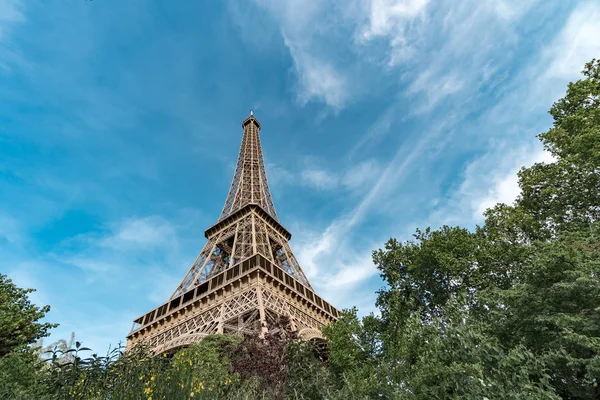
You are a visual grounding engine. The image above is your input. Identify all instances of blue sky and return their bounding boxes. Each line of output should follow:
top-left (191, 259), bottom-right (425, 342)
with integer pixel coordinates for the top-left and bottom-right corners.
top-left (1, 0), bottom-right (599, 352)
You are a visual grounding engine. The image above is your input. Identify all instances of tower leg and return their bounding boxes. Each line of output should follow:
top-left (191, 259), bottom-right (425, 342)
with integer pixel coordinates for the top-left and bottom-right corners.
top-left (256, 286), bottom-right (268, 338)
top-left (217, 302), bottom-right (226, 334)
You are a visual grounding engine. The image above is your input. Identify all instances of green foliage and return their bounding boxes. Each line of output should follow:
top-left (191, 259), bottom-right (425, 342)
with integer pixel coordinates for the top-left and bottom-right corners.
top-left (1, 59), bottom-right (598, 400)
top-left (374, 226), bottom-right (503, 324)
top-left (481, 59), bottom-right (600, 399)
top-left (0, 348), bottom-right (51, 400)
top-left (392, 299), bottom-right (558, 399)
top-left (283, 340), bottom-right (334, 399)
top-left (324, 308), bottom-right (393, 399)
top-left (490, 224), bottom-right (600, 399)
top-left (0, 273), bottom-right (58, 357)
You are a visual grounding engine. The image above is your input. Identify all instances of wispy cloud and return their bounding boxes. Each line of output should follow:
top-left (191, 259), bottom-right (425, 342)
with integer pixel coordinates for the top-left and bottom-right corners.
top-left (423, 0), bottom-right (600, 228)
top-left (0, 0), bottom-right (25, 71)
top-left (433, 145), bottom-right (555, 227)
top-left (3, 212), bottom-right (198, 350)
top-left (99, 216), bottom-right (178, 250)
top-left (301, 168), bottom-right (338, 190)
top-left (292, 219), bottom-right (380, 309)
top-left (287, 48), bottom-right (349, 111)
top-left (360, 0), bottom-right (429, 41)
top-left (473, 150), bottom-right (555, 219)
top-left (264, 0), bottom-right (600, 313)
top-left (342, 160), bottom-right (380, 189)
top-left (540, 2), bottom-right (600, 87)
top-left (253, 0), bottom-right (350, 110)
top-left (299, 160), bottom-right (381, 191)
top-left (254, 0), bottom-right (544, 114)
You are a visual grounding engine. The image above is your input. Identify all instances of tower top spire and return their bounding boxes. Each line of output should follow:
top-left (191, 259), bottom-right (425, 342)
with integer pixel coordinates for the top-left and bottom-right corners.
top-left (242, 110), bottom-right (261, 129)
top-left (220, 113), bottom-right (276, 221)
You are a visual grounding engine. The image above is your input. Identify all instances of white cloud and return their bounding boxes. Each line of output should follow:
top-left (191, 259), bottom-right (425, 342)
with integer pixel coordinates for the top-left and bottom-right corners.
top-left (100, 216), bottom-right (176, 249)
top-left (250, 0), bottom-right (541, 112)
top-left (460, 146), bottom-right (555, 221)
top-left (360, 0), bottom-right (429, 40)
top-left (287, 47), bottom-right (349, 110)
top-left (290, 123), bottom-right (442, 310)
top-left (408, 70), bottom-right (464, 113)
top-left (425, 1), bottom-right (600, 227)
top-left (489, 0), bottom-right (538, 21)
top-left (342, 159), bottom-right (380, 189)
top-left (253, 0), bottom-right (350, 110)
top-left (265, 162), bottom-right (294, 186)
top-left (243, 0), bottom-right (600, 314)
top-left (292, 220), bottom-right (379, 307)
top-left (543, 2), bottom-right (600, 81)
top-left (474, 149), bottom-right (555, 217)
top-left (301, 168), bottom-right (339, 190)
top-left (276, 159), bottom-right (382, 192)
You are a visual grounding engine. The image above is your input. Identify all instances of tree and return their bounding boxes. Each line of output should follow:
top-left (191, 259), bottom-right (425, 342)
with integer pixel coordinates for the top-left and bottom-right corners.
top-left (489, 224), bottom-right (600, 399)
top-left (0, 274), bottom-right (57, 357)
top-left (366, 59), bottom-right (600, 399)
top-left (481, 59), bottom-right (600, 399)
top-left (372, 226), bottom-right (511, 343)
top-left (393, 298), bottom-right (558, 400)
top-left (227, 316), bottom-right (296, 398)
top-left (0, 274), bottom-right (57, 399)
top-left (323, 308), bottom-right (396, 399)
top-left (486, 59), bottom-right (600, 242)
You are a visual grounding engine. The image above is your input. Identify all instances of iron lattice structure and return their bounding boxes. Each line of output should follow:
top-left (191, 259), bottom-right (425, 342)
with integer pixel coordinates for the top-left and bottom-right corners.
top-left (126, 113), bottom-right (339, 353)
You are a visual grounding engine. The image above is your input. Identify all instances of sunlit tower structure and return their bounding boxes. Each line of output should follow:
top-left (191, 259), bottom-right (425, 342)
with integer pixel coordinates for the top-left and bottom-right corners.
top-left (126, 112), bottom-right (339, 353)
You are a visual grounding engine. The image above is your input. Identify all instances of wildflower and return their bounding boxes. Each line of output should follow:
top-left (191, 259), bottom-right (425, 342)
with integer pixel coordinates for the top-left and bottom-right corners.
top-left (144, 387), bottom-right (152, 395)
top-left (190, 392), bottom-right (195, 397)
top-left (151, 375), bottom-right (156, 382)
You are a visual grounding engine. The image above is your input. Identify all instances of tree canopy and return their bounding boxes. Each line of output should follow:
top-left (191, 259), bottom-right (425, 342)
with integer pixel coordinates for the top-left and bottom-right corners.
top-left (0, 274), bottom-right (57, 357)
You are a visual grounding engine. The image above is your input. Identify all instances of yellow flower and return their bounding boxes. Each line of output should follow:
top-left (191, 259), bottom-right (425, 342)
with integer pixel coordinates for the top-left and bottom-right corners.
top-left (190, 392), bottom-right (195, 397)
top-left (150, 375), bottom-right (156, 382)
top-left (144, 387), bottom-right (152, 395)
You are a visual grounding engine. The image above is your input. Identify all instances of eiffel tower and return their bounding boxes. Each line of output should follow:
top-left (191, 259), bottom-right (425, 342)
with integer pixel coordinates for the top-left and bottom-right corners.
top-left (126, 112), bottom-right (339, 353)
